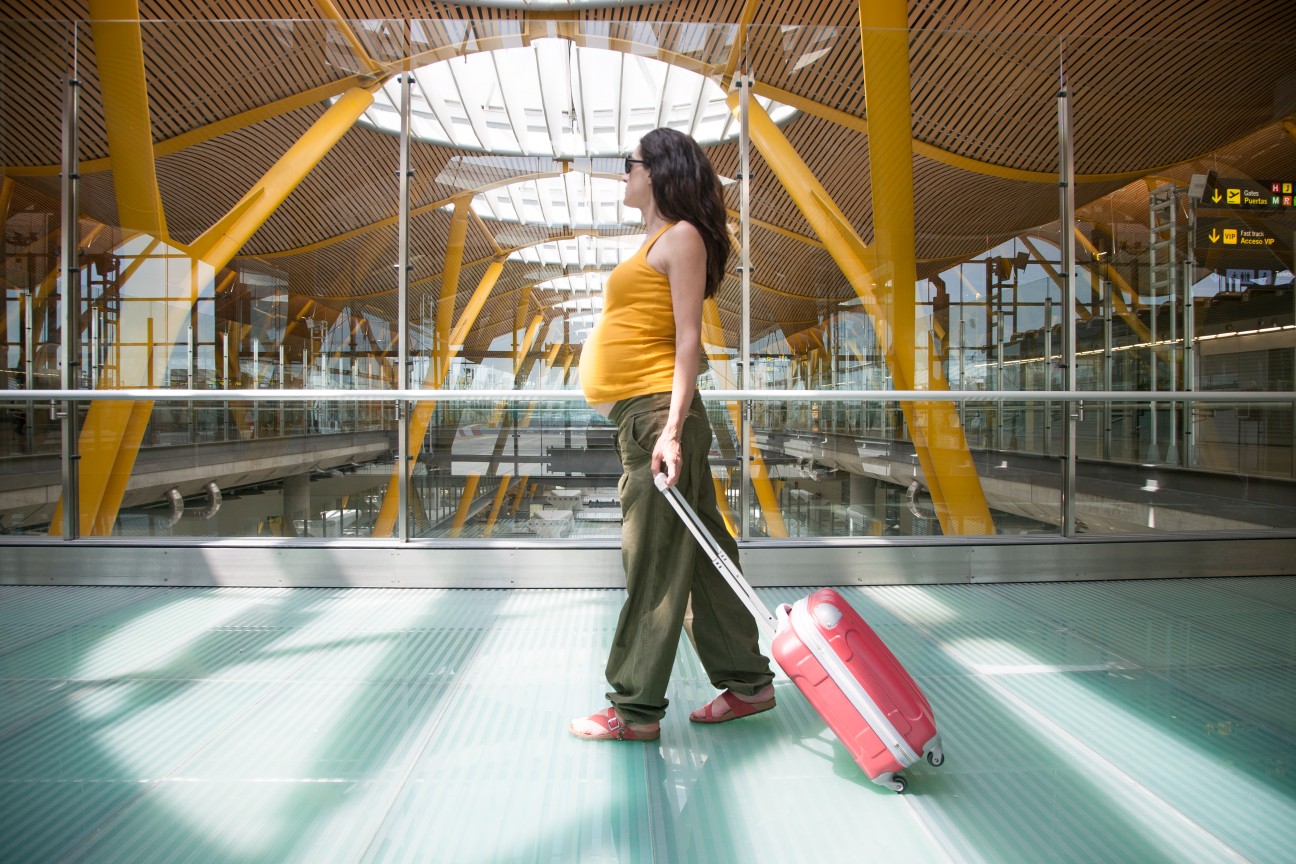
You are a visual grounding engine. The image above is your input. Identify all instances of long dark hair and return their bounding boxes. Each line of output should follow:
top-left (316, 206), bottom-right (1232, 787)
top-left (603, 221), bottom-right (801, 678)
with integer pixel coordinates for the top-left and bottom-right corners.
top-left (637, 127), bottom-right (731, 299)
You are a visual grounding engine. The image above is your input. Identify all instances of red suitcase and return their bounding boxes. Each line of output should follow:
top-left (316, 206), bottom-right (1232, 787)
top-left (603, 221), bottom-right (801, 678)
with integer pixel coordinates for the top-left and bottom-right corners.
top-left (656, 475), bottom-right (944, 792)
top-left (773, 588), bottom-right (944, 792)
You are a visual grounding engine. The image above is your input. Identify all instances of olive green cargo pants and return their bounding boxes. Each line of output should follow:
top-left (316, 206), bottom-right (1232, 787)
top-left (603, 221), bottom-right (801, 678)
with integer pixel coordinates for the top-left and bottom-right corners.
top-left (604, 392), bottom-right (775, 726)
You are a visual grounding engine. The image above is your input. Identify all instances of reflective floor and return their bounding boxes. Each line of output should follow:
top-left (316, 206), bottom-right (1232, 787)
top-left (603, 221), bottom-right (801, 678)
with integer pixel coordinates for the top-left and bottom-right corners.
top-left (1, 577), bottom-right (1294, 863)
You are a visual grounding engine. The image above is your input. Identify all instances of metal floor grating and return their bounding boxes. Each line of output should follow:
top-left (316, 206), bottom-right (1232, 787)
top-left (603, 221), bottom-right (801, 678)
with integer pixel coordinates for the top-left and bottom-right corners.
top-left (1, 578), bottom-right (1294, 863)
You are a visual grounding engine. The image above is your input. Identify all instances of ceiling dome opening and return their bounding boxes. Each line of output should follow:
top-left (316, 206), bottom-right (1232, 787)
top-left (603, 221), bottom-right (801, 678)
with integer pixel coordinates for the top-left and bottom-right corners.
top-left (355, 38), bottom-right (795, 157)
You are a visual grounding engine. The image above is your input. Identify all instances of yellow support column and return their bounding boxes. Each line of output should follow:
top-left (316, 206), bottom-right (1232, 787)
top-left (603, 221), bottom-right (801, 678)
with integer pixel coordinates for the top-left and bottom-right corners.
top-left (735, 92), bottom-right (993, 534)
top-left (54, 1), bottom-right (168, 535)
top-left (88, 401), bottom-right (153, 534)
top-left (450, 474), bottom-right (481, 538)
top-left (448, 262), bottom-right (505, 360)
top-left (483, 477), bottom-right (513, 538)
top-left (312, 0), bottom-right (385, 76)
top-left (371, 260), bottom-right (505, 537)
top-left (49, 399), bottom-right (136, 535)
top-left (514, 314), bottom-right (544, 375)
top-left (191, 87), bottom-right (376, 269)
top-left (54, 72), bottom-right (376, 534)
top-left (0, 178), bottom-right (12, 252)
top-left (509, 476), bottom-right (530, 515)
top-left (720, 0), bottom-right (762, 87)
top-left (712, 477), bottom-right (737, 537)
top-left (859, 2), bottom-right (966, 523)
top-left (89, 0), bottom-right (167, 239)
top-left (435, 198), bottom-right (471, 385)
top-left (702, 298), bottom-right (788, 536)
top-left (1019, 237), bottom-right (1096, 324)
top-left (1072, 229), bottom-right (1152, 342)
top-left (89, 253), bottom-right (213, 532)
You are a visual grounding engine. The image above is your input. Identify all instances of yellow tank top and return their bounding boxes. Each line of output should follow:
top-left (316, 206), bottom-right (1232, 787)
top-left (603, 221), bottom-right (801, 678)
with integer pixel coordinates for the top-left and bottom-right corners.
top-left (579, 223), bottom-right (677, 405)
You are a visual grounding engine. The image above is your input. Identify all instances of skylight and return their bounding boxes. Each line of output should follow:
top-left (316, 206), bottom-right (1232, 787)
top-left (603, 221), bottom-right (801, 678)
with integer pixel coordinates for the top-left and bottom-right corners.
top-left (513, 240), bottom-right (640, 326)
top-left (539, 273), bottom-right (608, 315)
top-left (361, 39), bottom-right (796, 157)
top-left (507, 234), bottom-right (645, 269)
top-left (469, 174), bottom-right (640, 230)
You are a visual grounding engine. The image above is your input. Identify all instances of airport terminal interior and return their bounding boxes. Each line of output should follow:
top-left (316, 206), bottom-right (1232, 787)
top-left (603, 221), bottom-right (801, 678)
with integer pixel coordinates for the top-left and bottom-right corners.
top-left (2, 0), bottom-right (1295, 861)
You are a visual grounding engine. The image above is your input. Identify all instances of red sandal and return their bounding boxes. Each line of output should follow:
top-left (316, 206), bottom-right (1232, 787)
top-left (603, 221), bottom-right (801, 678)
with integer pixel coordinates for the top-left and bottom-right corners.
top-left (689, 688), bottom-right (776, 724)
top-left (569, 707), bottom-right (661, 741)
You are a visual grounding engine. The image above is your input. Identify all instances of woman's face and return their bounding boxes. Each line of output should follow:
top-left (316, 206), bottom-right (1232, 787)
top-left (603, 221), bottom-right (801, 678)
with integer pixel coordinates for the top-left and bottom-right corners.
top-left (622, 148), bottom-right (652, 211)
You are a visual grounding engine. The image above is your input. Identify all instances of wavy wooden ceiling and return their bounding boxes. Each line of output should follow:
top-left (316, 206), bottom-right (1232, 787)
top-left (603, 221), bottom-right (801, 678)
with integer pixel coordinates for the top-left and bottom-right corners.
top-left (3, 1), bottom-right (1295, 356)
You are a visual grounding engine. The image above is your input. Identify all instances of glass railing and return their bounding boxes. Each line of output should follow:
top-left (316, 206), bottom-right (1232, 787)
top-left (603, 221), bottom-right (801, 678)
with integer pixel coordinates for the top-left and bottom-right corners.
top-left (2, 390), bottom-right (1292, 540)
top-left (1, 18), bottom-right (1292, 544)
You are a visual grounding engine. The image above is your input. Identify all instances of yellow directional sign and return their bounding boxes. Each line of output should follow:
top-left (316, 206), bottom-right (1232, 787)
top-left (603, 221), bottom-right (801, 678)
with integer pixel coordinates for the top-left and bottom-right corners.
top-left (1202, 178), bottom-right (1293, 209)
top-left (1197, 217), bottom-right (1288, 254)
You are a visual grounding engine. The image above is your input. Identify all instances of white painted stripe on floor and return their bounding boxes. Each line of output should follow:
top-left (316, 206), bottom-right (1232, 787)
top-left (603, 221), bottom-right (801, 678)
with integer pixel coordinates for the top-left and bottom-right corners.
top-left (969, 662), bottom-right (1135, 675)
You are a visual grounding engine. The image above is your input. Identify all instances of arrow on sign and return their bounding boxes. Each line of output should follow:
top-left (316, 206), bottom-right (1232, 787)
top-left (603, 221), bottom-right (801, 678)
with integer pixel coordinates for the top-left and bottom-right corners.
top-left (1208, 229), bottom-right (1220, 243)
top-left (1211, 189), bottom-right (1222, 204)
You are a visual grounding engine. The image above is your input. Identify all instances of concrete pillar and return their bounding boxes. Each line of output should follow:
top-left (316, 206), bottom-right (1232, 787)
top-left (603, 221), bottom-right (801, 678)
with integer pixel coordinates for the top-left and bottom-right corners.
top-left (283, 473), bottom-right (310, 538)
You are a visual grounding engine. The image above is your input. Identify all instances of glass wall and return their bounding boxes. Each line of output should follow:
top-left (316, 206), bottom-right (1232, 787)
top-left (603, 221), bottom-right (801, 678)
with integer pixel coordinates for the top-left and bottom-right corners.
top-left (1, 16), bottom-right (1292, 542)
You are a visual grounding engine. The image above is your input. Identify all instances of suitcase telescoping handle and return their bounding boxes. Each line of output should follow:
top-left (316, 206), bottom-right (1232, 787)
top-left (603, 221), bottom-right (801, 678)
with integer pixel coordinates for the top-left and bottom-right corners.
top-left (654, 473), bottom-right (779, 636)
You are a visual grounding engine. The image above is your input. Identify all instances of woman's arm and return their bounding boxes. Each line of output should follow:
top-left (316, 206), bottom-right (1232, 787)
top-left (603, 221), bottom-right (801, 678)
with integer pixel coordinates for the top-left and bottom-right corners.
top-left (650, 221), bottom-right (708, 487)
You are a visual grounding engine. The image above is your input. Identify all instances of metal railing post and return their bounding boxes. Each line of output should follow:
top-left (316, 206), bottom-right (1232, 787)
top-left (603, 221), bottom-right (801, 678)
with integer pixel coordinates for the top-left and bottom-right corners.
top-left (1057, 56), bottom-right (1078, 537)
top-left (738, 67), bottom-right (752, 539)
top-left (397, 64), bottom-right (412, 541)
top-left (59, 68), bottom-right (81, 540)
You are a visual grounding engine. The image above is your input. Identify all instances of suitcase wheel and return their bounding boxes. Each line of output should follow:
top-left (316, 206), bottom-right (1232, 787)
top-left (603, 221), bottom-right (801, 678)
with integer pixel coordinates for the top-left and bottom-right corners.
top-left (887, 775), bottom-right (908, 794)
top-left (927, 749), bottom-right (945, 767)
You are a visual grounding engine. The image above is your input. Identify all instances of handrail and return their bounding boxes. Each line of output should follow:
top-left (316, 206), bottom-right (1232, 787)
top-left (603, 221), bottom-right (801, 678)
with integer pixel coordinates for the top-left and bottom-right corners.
top-left (7, 389), bottom-right (1295, 403)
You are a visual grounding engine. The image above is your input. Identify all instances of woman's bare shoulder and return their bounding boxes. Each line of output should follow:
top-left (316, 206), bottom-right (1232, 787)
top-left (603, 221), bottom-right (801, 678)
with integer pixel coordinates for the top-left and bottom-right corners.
top-left (664, 220), bottom-right (703, 243)
top-left (647, 220), bottom-right (704, 275)
top-left (658, 220), bottom-right (706, 258)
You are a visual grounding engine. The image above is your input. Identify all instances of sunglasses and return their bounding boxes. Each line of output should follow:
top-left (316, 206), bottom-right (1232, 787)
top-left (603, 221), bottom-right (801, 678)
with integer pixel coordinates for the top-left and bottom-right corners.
top-left (623, 156), bottom-right (647, 174)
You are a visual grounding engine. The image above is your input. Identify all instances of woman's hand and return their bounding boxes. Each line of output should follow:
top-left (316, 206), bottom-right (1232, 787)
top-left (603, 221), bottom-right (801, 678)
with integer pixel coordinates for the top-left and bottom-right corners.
top-left (651, 429), bottom-right (683, 488)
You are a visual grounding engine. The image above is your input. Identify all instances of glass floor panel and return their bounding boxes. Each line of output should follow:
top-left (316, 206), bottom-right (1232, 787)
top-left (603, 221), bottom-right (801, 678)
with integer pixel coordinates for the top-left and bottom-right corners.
top-left (1, 578), bottom-right (1293, 863)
